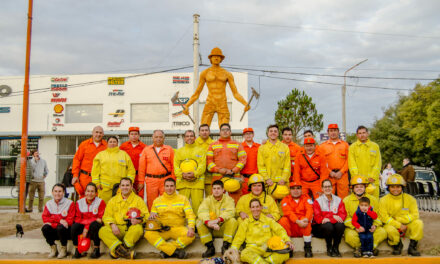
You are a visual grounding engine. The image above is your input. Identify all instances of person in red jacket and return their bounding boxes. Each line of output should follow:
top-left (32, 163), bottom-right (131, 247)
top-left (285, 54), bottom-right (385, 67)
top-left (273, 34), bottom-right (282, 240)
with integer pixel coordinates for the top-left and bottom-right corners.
top-left (41, 183), bottom-right (75, 259)
top-left (312, 179), bottom-right (347, 257)
top-left (71, 183), bottom-right (106, 259)
top-left (279, 181), bottom-right (314, 258)
top-left (294, 137), bottom-right (329, 199)
top-left (120, 127), bottom-right (147, 197)
top-left (240, 127), bottom-right (260, 194)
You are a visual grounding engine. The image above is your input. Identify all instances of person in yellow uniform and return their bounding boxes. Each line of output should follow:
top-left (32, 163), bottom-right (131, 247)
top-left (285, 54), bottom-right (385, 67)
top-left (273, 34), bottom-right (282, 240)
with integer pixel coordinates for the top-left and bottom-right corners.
top-left (195, 124), bottom-right (214, 196)
top-left (232, 198), bottom-right (294, 264)
top-left (174, 130), bottom-right (206, 214)
top-left (236, 174), bottom-right (280, 225)
top-left (197, 180), bottom-right (238, 257)
top-left (258, 124), bottom-right (291, 196)
top-left (91, 136), bottom-right (135, 203)
top-left (98, 177), bottom-right (149, 259)
top-left (343, 176), bottom-right (387, 257)
top-left (144, 178), bottom-right (196, 259)
top-left (348, 126), bottom-right (382, 198)
top-left (379, 174), bottom-right (422, 256)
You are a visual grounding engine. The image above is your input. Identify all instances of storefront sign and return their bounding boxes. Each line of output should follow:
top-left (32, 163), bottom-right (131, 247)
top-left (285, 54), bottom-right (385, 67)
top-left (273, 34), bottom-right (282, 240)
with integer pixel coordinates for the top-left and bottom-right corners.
top-left (108, 109), bottom-right (125, 117)
top-left (173, 76), bottom-right (190, 84)
top-left (51, 84), bottom-right (68, 91)
top-left (51, 77), bottom-right (68, 82)
top-left (54, 104), bottom-right (64, 114)
top-left (0, 107), bottom-right (10, 113)
top-left (51, 98), bottom-right (67, 103)
top-left (108, 77), bottom-right (125, 85)
top-left (172, 97), bottom-right (189, 106)
top-left (108, 89), bottom-right (125, 96)
top-left (107, 119), bottom-right (124, 127)
top-left (172, 121), bottom-right (190, 126)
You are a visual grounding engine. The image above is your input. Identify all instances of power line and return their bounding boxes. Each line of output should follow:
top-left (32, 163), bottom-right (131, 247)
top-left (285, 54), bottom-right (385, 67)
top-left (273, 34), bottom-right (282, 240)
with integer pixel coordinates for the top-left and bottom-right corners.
top-left (203, 19), bottom-right (440, 39)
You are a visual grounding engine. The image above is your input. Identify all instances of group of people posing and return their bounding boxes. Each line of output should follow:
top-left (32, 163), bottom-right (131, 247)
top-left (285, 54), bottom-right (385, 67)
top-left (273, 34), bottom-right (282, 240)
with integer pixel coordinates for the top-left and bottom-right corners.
top-left (41, 123), bottom-right (423, 262)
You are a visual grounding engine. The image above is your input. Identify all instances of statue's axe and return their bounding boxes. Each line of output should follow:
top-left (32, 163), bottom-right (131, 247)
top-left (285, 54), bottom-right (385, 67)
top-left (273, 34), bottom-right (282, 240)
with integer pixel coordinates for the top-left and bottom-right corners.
top-left (240, 87), bottom-right (260, 122)
top-left (171, 91), bottom-right (195, 124)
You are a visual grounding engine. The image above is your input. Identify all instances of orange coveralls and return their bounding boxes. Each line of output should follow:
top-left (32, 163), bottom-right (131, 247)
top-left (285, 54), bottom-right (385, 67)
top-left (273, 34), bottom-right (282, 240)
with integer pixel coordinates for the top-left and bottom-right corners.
top-left (72, 138), bottom-right (107, 198)
top-left (240, 141), bottom-right (260, 194)
top-left (206, 138), bottom-right (247, 202)
top-left (138, 145), bottom-right (174, 210)
top-left (120, 141), bottom-right (147, 197)
top-left (283, 141), bottom-right (302, 182)
top-left (279, 194), bottom-right (313, 237)
top-left (320, 139), bottom-right (349, 199)
top-left (293, 151), bottom-right (329, 198)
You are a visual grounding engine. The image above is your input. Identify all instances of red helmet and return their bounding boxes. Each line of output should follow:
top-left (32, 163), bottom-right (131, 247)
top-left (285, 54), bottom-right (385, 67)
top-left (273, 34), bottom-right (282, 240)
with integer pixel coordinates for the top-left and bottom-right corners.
top-left (78, 235), bottom-right (91, 254)
top-left (126, 208), bottom-right (142, 219)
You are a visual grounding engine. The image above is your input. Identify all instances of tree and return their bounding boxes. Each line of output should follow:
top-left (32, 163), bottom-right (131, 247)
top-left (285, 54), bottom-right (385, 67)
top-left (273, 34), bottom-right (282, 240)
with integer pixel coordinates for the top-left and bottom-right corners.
top-left (274, 88), bottom-right (323, 142)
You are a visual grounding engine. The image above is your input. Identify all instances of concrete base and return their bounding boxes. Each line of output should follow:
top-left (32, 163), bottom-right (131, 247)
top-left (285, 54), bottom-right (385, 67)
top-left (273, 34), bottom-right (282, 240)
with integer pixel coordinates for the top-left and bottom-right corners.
top-left (0, 228), bottom-right (409, 257)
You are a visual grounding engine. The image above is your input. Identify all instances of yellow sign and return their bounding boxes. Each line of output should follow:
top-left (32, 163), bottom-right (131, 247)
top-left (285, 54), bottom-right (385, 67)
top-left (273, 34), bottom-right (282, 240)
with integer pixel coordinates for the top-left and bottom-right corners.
top-left (108, 77), bottom-right (125, 85)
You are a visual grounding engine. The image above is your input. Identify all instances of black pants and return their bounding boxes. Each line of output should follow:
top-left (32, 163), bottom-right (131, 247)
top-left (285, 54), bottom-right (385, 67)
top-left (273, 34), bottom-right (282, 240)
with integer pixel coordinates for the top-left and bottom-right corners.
top-left (41, 224), bottom-right (71, 246)
top-left (71, 221), bottom-right (102, 246)
top-left (312, 222), bottom-right (345, 248)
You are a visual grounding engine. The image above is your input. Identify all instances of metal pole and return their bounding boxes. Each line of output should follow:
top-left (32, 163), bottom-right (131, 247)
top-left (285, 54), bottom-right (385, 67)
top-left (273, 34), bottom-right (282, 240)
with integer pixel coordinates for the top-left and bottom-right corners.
top-left (193, 14), bottom-right (200, 136)
top-left (19, 0), bottom-right (34, 214)
top-left (342, 59), bottom-right (368, 134)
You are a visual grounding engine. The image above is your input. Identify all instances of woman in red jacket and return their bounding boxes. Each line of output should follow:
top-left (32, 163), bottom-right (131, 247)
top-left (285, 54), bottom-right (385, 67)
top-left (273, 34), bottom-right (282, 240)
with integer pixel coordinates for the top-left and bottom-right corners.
top-left (41, 183), bottom-right (75, 259)
top-left (71, 182), bottom-right (105, 258)
top-left (312, 179), bottom-right (347, 257)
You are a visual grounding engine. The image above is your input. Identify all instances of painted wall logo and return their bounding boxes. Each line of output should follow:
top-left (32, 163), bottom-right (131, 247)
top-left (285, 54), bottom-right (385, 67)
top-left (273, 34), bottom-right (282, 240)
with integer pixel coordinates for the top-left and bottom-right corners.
top-left (0, 107), bottom-right (11, 113)
top-left (108, 109), bottom-right (125, 117)
top-left (172, 121), bottom-right (190, 126)
top-left (173, 76), bottom-right (190, 84)
top-left (108, 77), bottom-right (125, 85)
top-left (109, 89), bottom-right (125, 96)
top-left (172, 97), bottom-right (189, 106)
top-left (107, 119), bottom-right (124, 127)
top-left (51, 84), bottom-right (68, 91)
top-left (54, 104), bottom-right (64, 113)
top-left (51, 98), bottom-right (67, 103)
top-left (172, 111), bottom-right (183, 118)
top-left (52, 93), bottom-right (61, 97)
top-left (51, 77), bottom-right (68, 82)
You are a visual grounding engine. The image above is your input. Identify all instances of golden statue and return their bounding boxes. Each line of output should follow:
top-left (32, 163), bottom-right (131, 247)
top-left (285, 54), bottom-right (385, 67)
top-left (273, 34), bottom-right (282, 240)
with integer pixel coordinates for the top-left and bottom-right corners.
top-left (182, 47), bottom-right (249, 127)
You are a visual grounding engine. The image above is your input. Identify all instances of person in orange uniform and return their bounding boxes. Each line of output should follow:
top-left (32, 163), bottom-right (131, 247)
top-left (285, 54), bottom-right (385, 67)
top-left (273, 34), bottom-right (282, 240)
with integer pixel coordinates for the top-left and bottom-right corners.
top-left (206, 123), bottom-right (247, 203)
top-left (119, 127), bottom-right (147, 197)
top-left (294, 137), bottom-right (329, 199)
top-left (303, 130), bottom-right (321, 154)
top-left (282, 127), bottom-right (302, 182)
top-left (195, 124), bottom-right (214, 196)
top-left (138, 130), bottom-right (174, 210)
top-left (279, 181), bottom-right (314, 258)
top-left (72, 126), bottom-right (107, 198)
top-left (240, 128), bottom-right (260, 195)
top-left (320, 124), bottom-right (349, 199)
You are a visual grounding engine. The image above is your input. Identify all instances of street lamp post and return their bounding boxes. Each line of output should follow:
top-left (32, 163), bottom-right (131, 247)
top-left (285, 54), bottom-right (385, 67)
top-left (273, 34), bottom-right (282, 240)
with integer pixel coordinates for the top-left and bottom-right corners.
top-left (342, 59), bottom-right (368, 134)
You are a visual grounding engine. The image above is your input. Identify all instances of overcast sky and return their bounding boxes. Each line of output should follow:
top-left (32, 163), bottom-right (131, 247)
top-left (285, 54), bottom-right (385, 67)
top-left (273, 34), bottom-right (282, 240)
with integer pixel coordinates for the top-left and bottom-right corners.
top-left (1, 0), bottom-right (439, 141)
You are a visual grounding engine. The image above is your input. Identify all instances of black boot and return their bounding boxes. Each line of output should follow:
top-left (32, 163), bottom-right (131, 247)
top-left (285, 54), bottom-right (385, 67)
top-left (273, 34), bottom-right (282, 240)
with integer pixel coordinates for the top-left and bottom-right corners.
top-left (304, 242), bottom-right (313, 258)
top-left (90, 247), bottom-right (100, 259)
top-left (408, 240), bottom-right (421, 256)
top-left (392, 240), bottom-right (403, 255)
top-left (326, 243), bottom-right (333, 256)
top-left (174, 249), bottom-right (187, 259)
top-left (353, 248), bottom-right (362, 258)
top-left (221, 241), bottom-right (231, 255)
top-left (373, 248), bottom-right (379, 256)
top-left (73, 248), bottom-right (82, 259)
top-left (332, 244), bottom-right (341, 257)
top-left (202, 241), bottom-right (216, 258)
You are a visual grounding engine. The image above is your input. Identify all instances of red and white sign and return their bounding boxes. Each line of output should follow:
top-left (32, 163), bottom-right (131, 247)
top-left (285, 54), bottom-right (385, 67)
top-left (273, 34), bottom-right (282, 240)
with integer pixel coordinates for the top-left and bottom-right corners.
top-left (107, 119), bottom-right (124, 127)
top-left (51, 98), bottom-right (67, 103)
top-left (51, 77), bottom-right (68, 82)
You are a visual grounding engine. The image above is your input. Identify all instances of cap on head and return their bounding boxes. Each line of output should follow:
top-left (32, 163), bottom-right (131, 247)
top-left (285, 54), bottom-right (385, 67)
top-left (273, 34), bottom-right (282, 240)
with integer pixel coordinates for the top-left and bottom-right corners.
top-left (304, 137), bottom-right (315, 144)
top-left (208, 47), bottom-right (225, 59)
top-left (129, 127), bottom-right (140, 133)
top-left (243, 127), bottom-right (254, 134)
top-left (290, 181), bottom-right (302, 188)
top-left (328, 124), bottom-right (339, 130)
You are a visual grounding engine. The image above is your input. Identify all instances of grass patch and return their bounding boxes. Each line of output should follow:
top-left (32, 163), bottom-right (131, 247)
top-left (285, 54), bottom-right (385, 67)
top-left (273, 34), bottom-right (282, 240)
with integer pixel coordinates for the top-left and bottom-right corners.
top-left (0, 197), bottom-right (51, 206)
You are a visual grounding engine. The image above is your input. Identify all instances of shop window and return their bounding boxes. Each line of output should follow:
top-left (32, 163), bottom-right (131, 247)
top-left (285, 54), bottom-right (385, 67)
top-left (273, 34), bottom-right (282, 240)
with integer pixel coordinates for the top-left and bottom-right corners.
top-left (65, 104), bottom-right (103, 123)
top-left (131, 103), bottom-right (169, 123)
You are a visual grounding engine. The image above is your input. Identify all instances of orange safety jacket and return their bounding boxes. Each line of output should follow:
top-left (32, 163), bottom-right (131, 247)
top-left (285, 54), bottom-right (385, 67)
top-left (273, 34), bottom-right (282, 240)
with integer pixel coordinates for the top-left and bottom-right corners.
top-left (280, 194), bottom-right (314, 223)
top-left (319, 139), bottom-right (349, 174)
top-left (240, 141), bottom-right (260, 175)
top-left (72, 138), bottom-right (107, 178)
top-left (206, 138), bottom-right (247, 176)
top-left (120, 141), bottom-right (147, 182)
top-left (293, 150), bottom-right (329, 183)
top-left (138, 144), bottom-right (174, 183)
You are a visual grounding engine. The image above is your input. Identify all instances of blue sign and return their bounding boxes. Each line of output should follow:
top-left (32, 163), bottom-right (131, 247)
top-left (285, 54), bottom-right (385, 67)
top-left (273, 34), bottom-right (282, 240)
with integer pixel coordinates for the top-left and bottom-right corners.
top-left (0, 107), bottom-right (10, 113)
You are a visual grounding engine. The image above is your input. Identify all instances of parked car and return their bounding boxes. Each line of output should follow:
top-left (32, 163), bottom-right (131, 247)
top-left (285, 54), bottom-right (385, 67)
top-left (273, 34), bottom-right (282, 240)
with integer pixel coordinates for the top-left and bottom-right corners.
top-left (414, 166), bottom-right (438, 194)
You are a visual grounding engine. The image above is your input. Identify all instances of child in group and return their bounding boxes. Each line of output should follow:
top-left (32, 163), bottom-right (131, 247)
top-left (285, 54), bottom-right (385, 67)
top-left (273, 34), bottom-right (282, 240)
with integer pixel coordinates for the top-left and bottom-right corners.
top-left (351, 197), bottom-right (378, 258)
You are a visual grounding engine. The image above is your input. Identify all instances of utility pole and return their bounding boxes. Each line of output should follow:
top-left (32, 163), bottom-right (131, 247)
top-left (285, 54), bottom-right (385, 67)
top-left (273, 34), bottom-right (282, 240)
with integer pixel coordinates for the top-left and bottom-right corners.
top-left (193, 14), bottom-right (200, 135)
top-left (19, 0), bottom-right (34, 214)
top-left (342, 59), bottom-right (368, 134)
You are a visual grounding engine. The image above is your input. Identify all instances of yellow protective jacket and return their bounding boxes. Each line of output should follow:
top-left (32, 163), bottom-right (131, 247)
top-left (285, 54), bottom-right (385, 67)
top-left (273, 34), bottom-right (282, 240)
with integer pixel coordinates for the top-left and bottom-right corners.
top-left (236, 192), bottom-right (280, 221)
top-left (378, 193), bottom-right (419, 229)
top-left (232, 214), bottom-right (289, 250)
top-left (257, 140), bottom-right (291, 183)
top-left (195, 136), bottom-right (214, 150)
top-left (151, 192), bottom-right (196, 229)
top-left (102, 191), bottom-right (149, 226)
top-left (174, 143), bottom-right (206, 190)
top-left (92, 146), bottom-right (135, 188)
top-left (348, 139), bottom-right (381, 180)
top-left (343, 193), bottom-right (381, 229)
top-left (197, 194), bottom-right (235, 222)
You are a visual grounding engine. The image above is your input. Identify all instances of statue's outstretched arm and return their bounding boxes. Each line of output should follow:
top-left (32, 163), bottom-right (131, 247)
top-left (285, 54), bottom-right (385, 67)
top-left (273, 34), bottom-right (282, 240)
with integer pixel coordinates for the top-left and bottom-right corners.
top-left (228, 72), bottom-right (250, 111)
